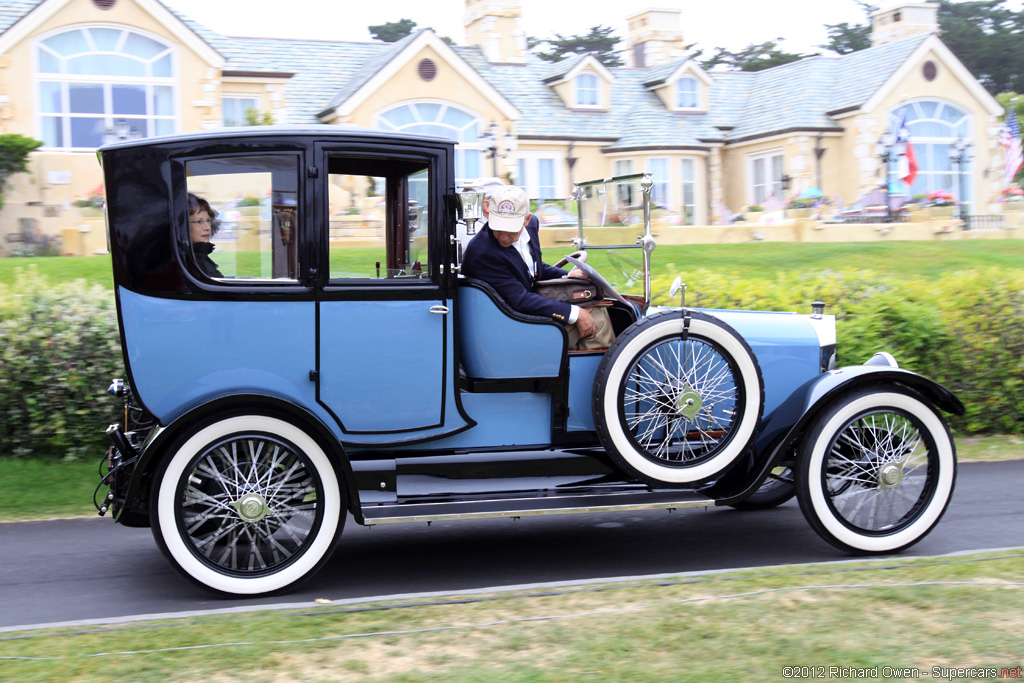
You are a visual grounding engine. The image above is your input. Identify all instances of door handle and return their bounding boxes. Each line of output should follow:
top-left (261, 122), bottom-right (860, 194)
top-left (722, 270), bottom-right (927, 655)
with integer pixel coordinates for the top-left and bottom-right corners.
top-left (429, 305), bottom-right (450, 314)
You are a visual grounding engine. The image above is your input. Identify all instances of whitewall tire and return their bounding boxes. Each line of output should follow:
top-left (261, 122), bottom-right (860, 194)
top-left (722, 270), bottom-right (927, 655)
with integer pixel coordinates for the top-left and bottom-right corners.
top-left (151, 415), bottom-right (344, 596)
top-left (796, 387), bottom-right (956, 554)
top-left (594, 311), bottom-right (764, 485)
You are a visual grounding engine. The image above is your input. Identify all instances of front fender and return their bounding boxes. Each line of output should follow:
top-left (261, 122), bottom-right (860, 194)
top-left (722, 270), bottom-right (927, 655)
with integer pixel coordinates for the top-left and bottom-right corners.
top-left (115, 394), bottom-right (359, 525)
top-left (710, 364), bottom-right (963, 504)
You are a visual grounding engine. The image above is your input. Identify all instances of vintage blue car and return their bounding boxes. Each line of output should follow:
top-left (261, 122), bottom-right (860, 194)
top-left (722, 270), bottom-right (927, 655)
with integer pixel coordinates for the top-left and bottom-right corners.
top-left (97, 126), bottom-right (963, 596)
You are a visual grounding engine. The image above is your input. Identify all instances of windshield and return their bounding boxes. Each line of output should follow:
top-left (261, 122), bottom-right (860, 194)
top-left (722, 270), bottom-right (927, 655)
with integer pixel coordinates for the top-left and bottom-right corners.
top-left (569, 174), bottom-right (652, 298)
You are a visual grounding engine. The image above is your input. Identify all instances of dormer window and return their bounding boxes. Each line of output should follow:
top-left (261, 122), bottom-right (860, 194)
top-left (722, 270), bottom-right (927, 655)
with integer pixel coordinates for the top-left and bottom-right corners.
top-left (576, 73), bottom-right (599, 107)
top-left (676, 76), bottom-right (698, 109)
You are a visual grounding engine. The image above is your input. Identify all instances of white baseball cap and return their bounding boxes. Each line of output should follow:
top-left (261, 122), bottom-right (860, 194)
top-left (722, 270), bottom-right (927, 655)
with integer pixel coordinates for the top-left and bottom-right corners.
top-left (488, 185), bottom-right (529, 232)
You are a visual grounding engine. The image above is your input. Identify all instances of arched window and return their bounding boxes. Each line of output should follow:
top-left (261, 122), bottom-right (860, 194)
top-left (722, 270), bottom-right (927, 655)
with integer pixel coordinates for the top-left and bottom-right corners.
top-left (676, 76), bottom-right (698, 109)
top-left (375, 101), bottom-right (483, 181)
top-left (36, 26), bottom-right (177, 150)
top-left (575, 73), bottom-right (599, 107)
top-left (887, 100), bottom-right (971, 200)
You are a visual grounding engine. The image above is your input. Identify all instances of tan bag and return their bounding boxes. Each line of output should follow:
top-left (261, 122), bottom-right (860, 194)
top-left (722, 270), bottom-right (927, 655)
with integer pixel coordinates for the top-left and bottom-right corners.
top-left (533, 277), bottom-right (602, 306)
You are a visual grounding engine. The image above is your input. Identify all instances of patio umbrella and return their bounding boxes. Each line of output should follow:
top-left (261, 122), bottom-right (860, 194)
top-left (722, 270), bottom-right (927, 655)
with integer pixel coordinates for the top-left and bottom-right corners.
top-left (798, 186), bottom-right (824, 199)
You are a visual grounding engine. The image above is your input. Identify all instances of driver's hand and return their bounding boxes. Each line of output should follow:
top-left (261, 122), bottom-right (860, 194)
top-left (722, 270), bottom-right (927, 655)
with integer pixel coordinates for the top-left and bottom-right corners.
top-left (568, 267), bottom-right (586, 279)
top-left (576, 307), bottom-right (597, 339)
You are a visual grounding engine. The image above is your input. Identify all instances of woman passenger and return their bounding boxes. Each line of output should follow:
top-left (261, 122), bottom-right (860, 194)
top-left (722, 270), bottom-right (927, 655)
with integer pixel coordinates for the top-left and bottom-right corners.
top-left (188, 193), bottom-right (223, 278)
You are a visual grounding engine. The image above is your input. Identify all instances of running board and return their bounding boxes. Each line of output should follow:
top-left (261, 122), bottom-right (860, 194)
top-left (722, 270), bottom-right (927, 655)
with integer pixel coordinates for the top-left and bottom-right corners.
top-left (361, 490), bottom-right (716, 526)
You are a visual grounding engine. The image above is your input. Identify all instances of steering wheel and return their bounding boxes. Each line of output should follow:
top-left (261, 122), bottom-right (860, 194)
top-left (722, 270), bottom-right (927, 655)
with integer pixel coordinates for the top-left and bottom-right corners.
top-left (553, 250), bottom-right (588, 269)
top-left (564, 255), bottom-right (631, 309)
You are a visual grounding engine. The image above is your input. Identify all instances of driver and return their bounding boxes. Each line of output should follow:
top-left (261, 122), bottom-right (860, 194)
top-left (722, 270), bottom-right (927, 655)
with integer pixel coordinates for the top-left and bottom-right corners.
top-left (462, 185), bottom-right (614, 350)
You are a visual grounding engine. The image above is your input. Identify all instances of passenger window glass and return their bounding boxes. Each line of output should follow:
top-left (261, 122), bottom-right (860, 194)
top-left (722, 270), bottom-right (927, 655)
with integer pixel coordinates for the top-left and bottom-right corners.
top-left (185, 155), bottom-right (300, 281)
top-left (327, 156), bottom-right (430, 282)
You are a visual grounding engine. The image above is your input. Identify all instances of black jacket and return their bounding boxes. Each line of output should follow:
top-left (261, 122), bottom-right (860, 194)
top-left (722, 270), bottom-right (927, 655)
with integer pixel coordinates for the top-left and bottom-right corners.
top-left (462, 217), bottom-right (572, 324)
top-left (193, 242), bottom-right (223, 278)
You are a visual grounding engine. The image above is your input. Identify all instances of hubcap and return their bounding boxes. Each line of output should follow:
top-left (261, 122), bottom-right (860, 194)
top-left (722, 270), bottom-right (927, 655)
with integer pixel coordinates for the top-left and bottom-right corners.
top-left (877, 462), bottom-right (904, 488)
top-left (231, 492), bottom-right (271, 523)
top-left (675, 386), bottom-right (703, 421)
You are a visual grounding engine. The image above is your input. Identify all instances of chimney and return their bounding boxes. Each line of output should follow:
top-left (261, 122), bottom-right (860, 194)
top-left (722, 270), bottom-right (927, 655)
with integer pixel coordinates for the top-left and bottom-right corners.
top-left (871, 1), bottom-right (940, 46)
top-left (625, 8), bottom-right (684, 68)
top-left (464, 0), bottom-right (526, 63)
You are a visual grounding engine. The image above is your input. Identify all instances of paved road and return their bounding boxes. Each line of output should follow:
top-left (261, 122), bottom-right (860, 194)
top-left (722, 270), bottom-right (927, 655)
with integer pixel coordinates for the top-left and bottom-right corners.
top-left (2, 460), bottom-right (1022, 631)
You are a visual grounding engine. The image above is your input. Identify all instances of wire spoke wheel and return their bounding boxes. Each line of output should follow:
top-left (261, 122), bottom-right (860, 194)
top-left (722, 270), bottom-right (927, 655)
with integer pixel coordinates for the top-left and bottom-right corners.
top-left (797, 387), bottom-right (956, 554)
top-left (822, 410), bottom-right (931, 533)
top-left (153, 415), bottom-right (344, 596)
top-left (179, 434), bottom-right (321, 575)
top-left (622, 335), bottom-right (742, 466)
top-left (595, 311), bottom-right (763, 486)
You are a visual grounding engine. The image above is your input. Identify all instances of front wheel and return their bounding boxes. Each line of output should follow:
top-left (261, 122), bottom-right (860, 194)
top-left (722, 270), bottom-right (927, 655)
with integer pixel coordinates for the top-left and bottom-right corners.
top-left (151, 415), bottom-right (344, 596)
top-left (796, 386), bottom-right (956, 554)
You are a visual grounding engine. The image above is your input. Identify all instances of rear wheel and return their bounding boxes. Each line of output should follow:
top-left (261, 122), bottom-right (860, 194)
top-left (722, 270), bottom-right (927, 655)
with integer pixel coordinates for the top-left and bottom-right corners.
top-left (796, 387), bottom-right (956, 554)
top-left (594, 311), bottom-right (764, 485)
top-left (151, 415), bottom-right (344, 596)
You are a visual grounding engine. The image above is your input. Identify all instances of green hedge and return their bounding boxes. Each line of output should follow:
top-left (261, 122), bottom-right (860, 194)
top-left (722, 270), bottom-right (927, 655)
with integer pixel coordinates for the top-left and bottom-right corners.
top-left (0, 266), bottom-right (1020, 460)
top-left (652, 267), bottom-right (1024, 434)
top-left (0, 267), bottom-right (124, 459)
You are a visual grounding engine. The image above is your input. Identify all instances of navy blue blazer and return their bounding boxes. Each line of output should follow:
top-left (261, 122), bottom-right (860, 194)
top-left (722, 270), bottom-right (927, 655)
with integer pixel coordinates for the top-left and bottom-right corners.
top-left (462, 217), bottom-right (573, 323)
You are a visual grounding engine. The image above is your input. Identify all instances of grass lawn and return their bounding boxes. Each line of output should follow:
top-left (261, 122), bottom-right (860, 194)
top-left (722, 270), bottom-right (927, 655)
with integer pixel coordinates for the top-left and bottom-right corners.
top-left (3, 240), bottom-right (1024, 289)
top-left (1, 551), bottom-right (1021, 681)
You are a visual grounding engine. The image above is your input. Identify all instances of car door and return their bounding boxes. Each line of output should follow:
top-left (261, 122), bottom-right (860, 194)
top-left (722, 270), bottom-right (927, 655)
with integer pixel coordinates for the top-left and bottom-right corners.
top-left (314, 143), bottom-right (469, 443)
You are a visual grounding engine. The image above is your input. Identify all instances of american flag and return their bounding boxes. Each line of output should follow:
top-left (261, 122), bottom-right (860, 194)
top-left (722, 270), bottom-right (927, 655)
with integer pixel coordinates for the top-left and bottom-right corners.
top-left (1000, 111), bottom-right (1023, 185)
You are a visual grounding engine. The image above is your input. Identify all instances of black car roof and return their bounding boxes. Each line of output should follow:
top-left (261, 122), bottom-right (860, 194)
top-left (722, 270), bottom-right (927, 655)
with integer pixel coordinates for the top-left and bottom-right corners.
top-left (98, 124), bottom-right (455, 152)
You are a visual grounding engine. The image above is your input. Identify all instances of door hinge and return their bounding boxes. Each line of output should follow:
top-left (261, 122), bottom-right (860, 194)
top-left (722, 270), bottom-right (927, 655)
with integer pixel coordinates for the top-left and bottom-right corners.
top-left (307, 166), bottom-right (319, 178)
top-left (309, 370), bottom-right (319, 382)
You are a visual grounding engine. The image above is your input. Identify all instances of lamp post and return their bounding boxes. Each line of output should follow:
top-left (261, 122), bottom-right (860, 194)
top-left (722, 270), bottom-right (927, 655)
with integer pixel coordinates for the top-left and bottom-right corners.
top-left (479, 121), bottom-right (517, 177)
top-left (875, 133), bottom-right (897, 221)
top-left (949, 138), bottom-right (974, 222)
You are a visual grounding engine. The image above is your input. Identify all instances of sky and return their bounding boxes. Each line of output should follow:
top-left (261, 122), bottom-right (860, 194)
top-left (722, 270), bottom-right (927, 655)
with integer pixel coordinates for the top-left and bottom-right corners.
top-left (162, 0), bottom-right (879, 55)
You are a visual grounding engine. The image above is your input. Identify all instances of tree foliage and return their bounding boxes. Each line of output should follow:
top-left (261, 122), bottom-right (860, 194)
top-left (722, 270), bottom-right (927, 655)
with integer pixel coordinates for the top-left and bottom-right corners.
top-left (820, 0), bottom-right (876, 54)
top-left (698, 39), bottom-right (805, 72)
top-left (0, 134), bottom-right (43, 210)
top-left (369, 18), bottom-right (417, 43)
top-left (530, 25), bottom-right (623, 68)
top-left (820, 21), bottom-right (872, 55)
top-left (367, 18), bottom-right (453, 45)
top-left (937, 0), bottom-right (1024, 95)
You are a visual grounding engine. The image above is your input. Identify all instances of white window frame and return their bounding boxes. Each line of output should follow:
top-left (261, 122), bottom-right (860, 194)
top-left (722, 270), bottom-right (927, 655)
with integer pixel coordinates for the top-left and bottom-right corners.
top-left (887, 99), bottom-right (972, 203)
top-left (374, 99), bottom-right (484, 184)
top-left (680, 158), bottom-right (697, 224)
top-left (747, 150), bottom-right (785, 206)
top-left (646, 157), bottom-right (670, 207)
top-left (34, 24), bottom-right (178, 151)
top-left (222, 95), bottom-right (260, 127)
top-left (675, 76), bottom-right (699, 110)
top-left (516, 151), bottom-right (564, 200)
top-left (575, 72), bottom-right (600, 108)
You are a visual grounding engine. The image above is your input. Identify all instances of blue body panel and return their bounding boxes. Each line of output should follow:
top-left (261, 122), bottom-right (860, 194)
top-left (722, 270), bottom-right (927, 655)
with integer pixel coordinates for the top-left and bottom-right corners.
top-left (387, 392), bottom-right (553, 451)
top-left (319, 299), bottom-right (447, 433)
top-left (457, 285), bottom-right (563, 379)
top-left (119, 287), bottom-right (319, 425)
top-left (566, 354), bottom-right (602, 432)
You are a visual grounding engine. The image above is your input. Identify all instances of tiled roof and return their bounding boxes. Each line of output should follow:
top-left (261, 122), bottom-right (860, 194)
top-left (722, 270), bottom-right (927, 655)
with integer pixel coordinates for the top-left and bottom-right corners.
top-left (321, 30), bottom-right (423, 114)
top-left (827, 34), bottom-right (928, 112)
top-left (0, 0), bottom-right (934, 147)
top-left (0, 0), bottom-right (41, 34)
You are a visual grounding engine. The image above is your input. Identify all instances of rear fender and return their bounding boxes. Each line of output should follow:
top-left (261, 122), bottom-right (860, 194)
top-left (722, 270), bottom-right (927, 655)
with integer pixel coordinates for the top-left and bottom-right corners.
top-left (115, 394), bottom-right (360, 525)
top-left (710, 364), bottom-right (963, 504)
